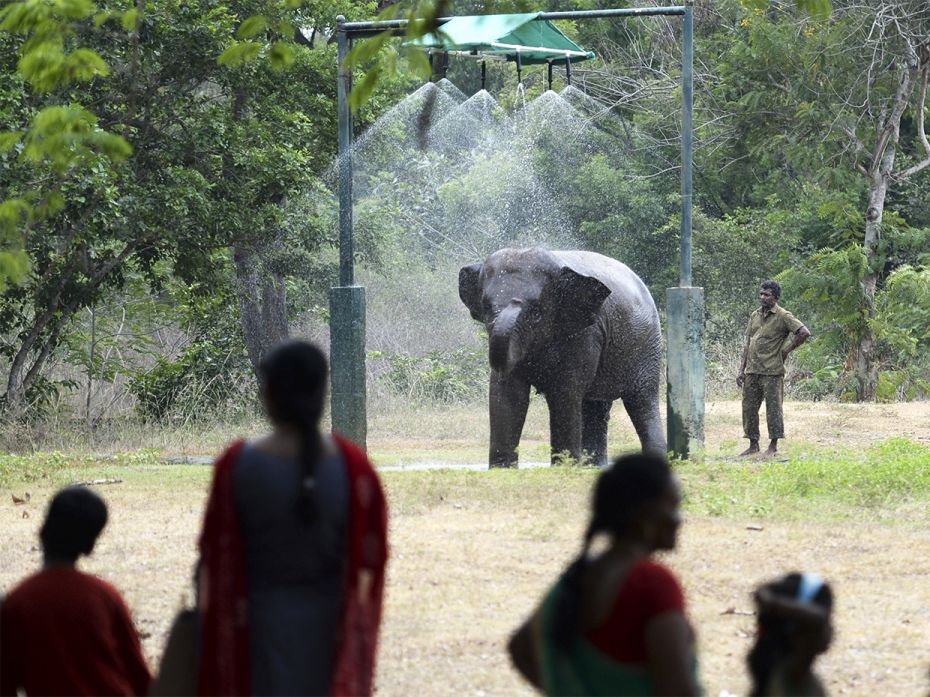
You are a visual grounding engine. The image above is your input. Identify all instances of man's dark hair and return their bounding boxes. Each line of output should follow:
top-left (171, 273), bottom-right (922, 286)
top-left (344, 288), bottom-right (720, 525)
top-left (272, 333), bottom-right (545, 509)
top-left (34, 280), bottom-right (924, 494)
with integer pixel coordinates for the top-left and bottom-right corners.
top-left (40, 487), bottom-right (108, 563)
top-left (761, 280), bottom-right (781, 300)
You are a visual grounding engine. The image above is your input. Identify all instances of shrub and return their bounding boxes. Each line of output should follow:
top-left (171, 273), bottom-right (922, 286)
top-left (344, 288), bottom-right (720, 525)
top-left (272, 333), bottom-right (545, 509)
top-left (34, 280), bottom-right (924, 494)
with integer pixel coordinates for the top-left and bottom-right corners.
top-left (128, 339), bottom-right (253, 421)
top-left (371, 348), bottom-right (488, 404)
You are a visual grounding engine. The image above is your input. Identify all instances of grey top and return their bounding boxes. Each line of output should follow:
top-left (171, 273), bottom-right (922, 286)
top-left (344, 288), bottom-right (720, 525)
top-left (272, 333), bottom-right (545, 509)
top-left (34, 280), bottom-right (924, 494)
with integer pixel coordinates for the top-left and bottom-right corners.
top-left (234, 442), bottom-right (349, 696)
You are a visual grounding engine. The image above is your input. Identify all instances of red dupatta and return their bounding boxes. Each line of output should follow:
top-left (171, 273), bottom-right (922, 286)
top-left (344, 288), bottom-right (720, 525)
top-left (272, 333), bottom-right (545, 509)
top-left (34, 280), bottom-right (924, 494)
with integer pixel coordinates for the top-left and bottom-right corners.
top-left (197, 435), bottom-right (389, 696)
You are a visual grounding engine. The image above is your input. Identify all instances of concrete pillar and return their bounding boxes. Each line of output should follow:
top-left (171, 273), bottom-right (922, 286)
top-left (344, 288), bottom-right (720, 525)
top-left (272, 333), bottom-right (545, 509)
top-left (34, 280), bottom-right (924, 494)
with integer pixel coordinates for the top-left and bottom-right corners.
top-left (666, 287), bottom-right (704, 458)
top-left (330, 286), bottom-right (367, 448)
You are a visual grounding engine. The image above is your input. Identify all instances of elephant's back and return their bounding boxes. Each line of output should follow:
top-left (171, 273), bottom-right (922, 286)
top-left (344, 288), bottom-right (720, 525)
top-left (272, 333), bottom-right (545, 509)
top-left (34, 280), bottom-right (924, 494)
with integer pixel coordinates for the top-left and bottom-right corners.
top-left (553, 250), bottom-right (657, 319)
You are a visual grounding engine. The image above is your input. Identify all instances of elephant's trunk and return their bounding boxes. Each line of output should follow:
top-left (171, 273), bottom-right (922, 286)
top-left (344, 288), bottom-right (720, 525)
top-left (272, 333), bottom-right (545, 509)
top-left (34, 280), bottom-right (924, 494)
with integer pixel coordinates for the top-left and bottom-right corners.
top-left (489, 302), bottom-right (522, 371)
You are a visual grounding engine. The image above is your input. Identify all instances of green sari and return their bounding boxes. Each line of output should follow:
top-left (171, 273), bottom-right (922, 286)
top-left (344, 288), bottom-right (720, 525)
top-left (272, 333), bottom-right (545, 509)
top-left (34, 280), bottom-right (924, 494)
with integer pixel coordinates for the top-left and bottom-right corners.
top-left (533, 578), bottom-right (699, 697)
top-left (534, 579), bottom-right (654, 696)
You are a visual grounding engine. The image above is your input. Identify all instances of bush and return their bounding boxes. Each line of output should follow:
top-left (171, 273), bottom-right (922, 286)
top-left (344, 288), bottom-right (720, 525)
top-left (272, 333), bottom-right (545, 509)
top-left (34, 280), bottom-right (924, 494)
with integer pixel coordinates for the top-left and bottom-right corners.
top-left (371, 348), bottom-right (488, 404)
top-left (128, 339), bottom-right (253, 421)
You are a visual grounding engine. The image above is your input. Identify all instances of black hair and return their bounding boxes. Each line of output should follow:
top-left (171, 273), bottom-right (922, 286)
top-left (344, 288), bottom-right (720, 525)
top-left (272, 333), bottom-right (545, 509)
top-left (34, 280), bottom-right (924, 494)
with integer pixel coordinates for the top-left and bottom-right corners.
top-left (748, 573), bottom-right (834, 697)
top-left (40, 487), bottom-right (108, 563)
top-left (761, 279), bottom-right (781, 300)
top-left (552, 452), bottom-right (674, 650)
top-left (258, 340), bottom-right (328, 525)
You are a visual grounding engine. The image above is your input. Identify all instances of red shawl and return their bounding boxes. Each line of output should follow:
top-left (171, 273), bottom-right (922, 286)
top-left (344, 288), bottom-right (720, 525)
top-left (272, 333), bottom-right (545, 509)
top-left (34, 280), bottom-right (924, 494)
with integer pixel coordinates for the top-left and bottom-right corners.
top-left (197, 435), bottom-right (388, 696)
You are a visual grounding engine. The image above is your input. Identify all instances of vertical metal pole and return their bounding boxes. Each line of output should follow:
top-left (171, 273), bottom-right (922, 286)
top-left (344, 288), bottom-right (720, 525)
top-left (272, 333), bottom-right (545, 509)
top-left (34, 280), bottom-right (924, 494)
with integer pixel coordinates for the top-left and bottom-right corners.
top-left (565, 56), bottom-right (571, 85)
top-left (680, 3), bottom-right (693, 287)
top-left (337, 16), bottom-right (353, 287)
top-left (516, 50), bottom-right (522, 84)
top-left (667, 1), bottom-right (703, 459)
top-left (547, 61), bottom-right (553, 91)
top-left (331, 16), bottom-right (367, 448)
top-left (480, 60), bottom-right (486, 91)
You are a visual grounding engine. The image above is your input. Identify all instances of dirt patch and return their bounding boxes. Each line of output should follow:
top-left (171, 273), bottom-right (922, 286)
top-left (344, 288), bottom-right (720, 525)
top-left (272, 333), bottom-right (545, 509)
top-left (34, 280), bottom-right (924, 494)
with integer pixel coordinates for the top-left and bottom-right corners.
top-left (1, 401), bottom-right (929, 695)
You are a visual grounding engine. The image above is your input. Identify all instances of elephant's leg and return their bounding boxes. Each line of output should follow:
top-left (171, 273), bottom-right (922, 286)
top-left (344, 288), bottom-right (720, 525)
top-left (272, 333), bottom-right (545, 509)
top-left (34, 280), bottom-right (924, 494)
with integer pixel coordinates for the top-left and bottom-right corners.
top-left (582, 399), bottom-right (612, 468)
top-left (623, 394), bottom-right (667, 455)
top-left (489, 370), bottom-right (531, 468)
top-left (546, 392), bottom-right (583, 466)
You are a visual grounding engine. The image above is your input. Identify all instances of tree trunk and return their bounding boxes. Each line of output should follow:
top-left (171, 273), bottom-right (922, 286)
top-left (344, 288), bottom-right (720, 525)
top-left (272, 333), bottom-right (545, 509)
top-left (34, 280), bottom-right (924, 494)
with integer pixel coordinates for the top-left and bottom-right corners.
top-left (855, 36), bottom-right (923, 401)
top-left (858, 169), bottom-right (890, 402)
top-left (233, 240), bottom-right (289, 375)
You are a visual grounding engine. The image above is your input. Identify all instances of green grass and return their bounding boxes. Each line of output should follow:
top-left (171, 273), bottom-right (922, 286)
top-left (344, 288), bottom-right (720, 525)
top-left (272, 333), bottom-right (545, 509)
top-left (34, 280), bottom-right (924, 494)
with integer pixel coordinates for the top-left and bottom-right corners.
top-left (680, 437), bottom-right (930, 521)
top-left (2, 437), bottom-right (929, 524)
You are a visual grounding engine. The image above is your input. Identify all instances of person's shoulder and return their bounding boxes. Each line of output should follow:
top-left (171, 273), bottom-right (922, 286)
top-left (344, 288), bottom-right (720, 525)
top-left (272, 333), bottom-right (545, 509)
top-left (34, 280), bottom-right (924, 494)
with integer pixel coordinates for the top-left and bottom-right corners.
top-left (0, 571), bottom-right (41, 609)
top-left (627, 559), bottom-right (685, 610)
top-left (631, 558), bottom-right (681, 585)
top-left (80, 573), bottom-right (135, 614)
top-left (774, 304), bottom-right (804, 325)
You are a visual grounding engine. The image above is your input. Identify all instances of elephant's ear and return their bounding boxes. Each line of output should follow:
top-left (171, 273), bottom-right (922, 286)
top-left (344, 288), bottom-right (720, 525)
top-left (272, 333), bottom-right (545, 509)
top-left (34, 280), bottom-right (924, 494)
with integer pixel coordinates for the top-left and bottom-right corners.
top-left (459, 264), bottom-right (484, 321)
top-left (547, 267), bottom-right (611, 335)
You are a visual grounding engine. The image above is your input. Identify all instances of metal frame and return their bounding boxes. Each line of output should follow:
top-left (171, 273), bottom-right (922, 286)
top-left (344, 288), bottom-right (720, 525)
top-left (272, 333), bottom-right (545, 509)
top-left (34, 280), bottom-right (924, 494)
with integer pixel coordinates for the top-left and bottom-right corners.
top-left (332, 3), bottom-right (698, 455)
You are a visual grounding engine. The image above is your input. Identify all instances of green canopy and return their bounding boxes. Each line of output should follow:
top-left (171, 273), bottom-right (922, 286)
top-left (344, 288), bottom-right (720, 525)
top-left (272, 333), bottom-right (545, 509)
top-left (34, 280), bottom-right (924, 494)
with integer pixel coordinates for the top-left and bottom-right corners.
top-left (408, 13), bottom-right (595, 65)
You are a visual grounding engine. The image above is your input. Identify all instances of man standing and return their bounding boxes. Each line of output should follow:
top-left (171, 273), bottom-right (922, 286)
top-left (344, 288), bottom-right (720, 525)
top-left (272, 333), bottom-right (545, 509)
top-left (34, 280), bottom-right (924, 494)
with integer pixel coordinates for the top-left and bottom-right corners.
top-left (736, 280), bottom-right (811, 457)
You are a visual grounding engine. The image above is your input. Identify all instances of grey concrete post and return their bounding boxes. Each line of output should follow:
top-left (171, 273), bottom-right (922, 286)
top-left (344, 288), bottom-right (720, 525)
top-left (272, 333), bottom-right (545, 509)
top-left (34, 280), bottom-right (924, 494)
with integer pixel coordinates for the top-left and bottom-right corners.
top-left (330, 286), bottom-right (367, 446)
top-left (666, 287), bottom-right (704, 458)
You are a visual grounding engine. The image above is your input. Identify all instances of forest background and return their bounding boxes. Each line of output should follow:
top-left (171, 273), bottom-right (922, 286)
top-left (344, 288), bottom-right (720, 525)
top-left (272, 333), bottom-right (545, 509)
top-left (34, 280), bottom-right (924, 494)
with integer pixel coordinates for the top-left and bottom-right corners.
top-left (1, 0), bottom-right (929, 445)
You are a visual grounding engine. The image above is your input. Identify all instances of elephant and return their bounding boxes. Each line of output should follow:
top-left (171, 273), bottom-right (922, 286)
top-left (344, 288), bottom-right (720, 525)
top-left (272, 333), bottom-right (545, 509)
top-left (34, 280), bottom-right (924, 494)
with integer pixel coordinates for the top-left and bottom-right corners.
top-left (459, 247), bottom-right (665, 468)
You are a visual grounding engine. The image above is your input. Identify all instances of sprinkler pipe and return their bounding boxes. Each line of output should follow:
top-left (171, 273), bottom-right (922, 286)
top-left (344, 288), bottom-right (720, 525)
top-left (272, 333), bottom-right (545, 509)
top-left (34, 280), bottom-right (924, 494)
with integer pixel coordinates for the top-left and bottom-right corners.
top-left (481, 60), bottom-right (486, 91)
top-left (565, 56), bottom-right (572, 86)
top-left (515, 49), bottom-right (522, 85)
top-left (488, 41), bottom-right (589, 58)
top-left (333, 4), bottom-right (699, 455)
top-left (547, 61), bottom-right (553, 91)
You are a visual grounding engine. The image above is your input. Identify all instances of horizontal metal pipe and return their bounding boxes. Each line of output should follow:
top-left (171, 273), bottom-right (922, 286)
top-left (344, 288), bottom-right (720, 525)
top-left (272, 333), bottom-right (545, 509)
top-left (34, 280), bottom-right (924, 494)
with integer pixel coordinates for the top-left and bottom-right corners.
top-left (338, 6), bottom-right (686, 34)
top-left (538, 7), bottom-right (686, 20)
top-left (488, 41), bottom-right (590, 58)
top-left (427, 48), bottom-right (508, 61)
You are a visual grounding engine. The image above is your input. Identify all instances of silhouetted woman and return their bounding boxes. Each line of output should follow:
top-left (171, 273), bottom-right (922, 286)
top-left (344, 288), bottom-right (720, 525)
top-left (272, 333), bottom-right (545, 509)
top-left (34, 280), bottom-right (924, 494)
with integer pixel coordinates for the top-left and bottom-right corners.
top-left (508, 452), bottom-right (700, 696)
top-left (196, 340), bottom-right (388, 696)
top-left (748, 573), bottom-right (833, 696)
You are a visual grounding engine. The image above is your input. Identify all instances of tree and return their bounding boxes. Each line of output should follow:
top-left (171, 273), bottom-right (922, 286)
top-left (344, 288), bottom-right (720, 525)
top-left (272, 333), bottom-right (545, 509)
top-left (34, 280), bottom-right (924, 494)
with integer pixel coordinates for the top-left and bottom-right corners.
top-left (0, 1), bottom-right (360, 412)
top-left (834, 1), bottom-right (930, 400)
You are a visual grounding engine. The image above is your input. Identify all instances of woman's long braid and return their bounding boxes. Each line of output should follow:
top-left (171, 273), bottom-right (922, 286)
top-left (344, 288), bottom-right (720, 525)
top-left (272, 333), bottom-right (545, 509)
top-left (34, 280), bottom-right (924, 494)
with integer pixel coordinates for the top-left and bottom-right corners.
top-left (551, 453), bottom-right (672, 653)
top-left (295, 389), bottom-right (325, 524)
top-left (552, 522), bottom-right (596, 651)
top-left (259, 341), bottom-right (328, 526)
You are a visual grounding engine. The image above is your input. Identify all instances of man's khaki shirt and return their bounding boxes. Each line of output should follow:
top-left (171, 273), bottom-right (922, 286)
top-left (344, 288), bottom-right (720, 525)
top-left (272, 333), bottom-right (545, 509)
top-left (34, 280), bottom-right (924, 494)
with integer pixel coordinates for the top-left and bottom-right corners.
top-left (745, 304), bottom-right (804, 375)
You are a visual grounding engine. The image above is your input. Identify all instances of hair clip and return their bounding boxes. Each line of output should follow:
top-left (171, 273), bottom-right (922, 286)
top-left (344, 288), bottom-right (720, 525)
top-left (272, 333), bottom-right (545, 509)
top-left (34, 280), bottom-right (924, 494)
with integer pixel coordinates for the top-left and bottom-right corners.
top-left (796, 572), bottom-right (824, 604)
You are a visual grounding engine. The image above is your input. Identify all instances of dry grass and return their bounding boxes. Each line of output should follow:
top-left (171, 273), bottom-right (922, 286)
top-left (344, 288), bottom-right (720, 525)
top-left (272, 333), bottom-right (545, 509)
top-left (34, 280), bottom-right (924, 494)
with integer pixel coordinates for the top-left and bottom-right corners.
top-left (367, 397), bottom-right (930, 464)
top-left (1, 400), bottom-right (930, 696)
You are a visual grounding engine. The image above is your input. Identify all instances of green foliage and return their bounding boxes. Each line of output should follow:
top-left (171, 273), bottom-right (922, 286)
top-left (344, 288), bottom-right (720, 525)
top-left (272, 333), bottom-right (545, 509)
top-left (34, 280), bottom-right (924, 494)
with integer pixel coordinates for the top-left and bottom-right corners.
top-left (343, 0), bottom-right (442, 111)
top-left (128, 337), bottom-right (253, 421)
top-left (779, 251), bottom-right (930, 399)
top-left (371, 347), bottom-right (487, 404)
top-left (874, 266), bottom-right (930, 358)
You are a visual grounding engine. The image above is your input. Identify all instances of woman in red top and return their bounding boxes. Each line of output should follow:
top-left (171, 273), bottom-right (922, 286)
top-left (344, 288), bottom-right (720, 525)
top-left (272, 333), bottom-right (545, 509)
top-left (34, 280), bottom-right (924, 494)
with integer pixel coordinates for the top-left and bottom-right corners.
top-left (196, 340), bottom-right (388, 696)
top-left (508, 452), bottom-right (700, 696)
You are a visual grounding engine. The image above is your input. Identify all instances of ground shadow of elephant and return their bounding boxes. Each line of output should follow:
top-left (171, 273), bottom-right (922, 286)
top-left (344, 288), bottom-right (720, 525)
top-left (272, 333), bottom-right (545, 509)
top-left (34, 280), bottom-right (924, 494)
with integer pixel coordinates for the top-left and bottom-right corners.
top-left (459, 247), bottom-right (665, 468)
